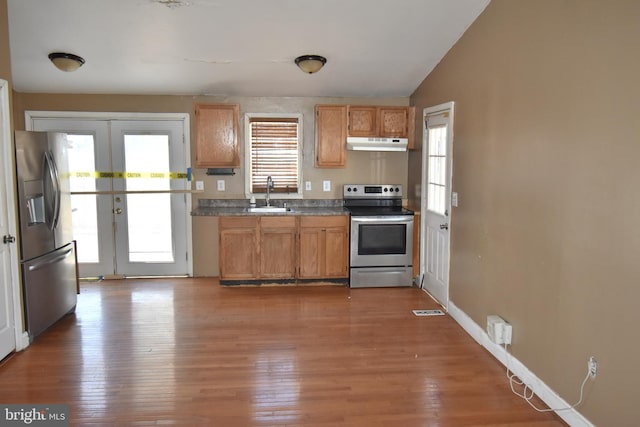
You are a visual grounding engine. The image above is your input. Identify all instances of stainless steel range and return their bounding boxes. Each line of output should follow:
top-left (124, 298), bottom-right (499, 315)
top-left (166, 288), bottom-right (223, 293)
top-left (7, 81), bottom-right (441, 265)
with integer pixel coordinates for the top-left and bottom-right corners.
top-left (343, 184), bottom-right (414, 288)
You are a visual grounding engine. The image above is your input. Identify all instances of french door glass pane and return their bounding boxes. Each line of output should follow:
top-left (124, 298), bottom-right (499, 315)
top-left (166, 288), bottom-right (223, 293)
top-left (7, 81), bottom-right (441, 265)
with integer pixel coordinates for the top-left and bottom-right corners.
top-left (67, 134), bottom-right (99, 263)
top-left (124, 134), bottom-right (174, 263)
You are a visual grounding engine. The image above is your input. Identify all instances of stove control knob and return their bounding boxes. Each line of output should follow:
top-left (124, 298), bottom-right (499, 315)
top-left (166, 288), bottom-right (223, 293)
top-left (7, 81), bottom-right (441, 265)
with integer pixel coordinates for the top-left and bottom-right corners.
top-left (353, 187), bottom-right (358, 192)
top-left (384, 188), bottom-right (388, 192)
top-left (347, 187), bottom-right (352, 192)
top-left (395, 187), bottom-right (400, 192)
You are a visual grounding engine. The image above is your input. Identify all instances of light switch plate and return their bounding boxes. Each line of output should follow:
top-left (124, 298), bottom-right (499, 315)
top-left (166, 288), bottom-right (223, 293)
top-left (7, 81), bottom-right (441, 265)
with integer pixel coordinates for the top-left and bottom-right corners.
top-left (195, 181), bottom-right (204, 191)
top-left (451, 192), bottom-right (458, 207)
top-left (323, 180), bottom-right (331, 192)
top-left (217, 180), bottom-right (225, 191)
top-left (305, 181), bottom-right (312, 191)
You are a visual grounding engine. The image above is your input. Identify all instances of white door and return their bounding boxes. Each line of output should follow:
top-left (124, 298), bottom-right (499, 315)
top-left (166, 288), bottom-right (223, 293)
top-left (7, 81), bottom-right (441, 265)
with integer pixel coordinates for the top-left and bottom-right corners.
top-left (421, 102), bottom-right (454, 308)
top-left (110, 120), bottom-right (188, 276)
top-left (0, 80), bottom-right (17, 358)
top-left (30, 116), bottom-right (190, 278)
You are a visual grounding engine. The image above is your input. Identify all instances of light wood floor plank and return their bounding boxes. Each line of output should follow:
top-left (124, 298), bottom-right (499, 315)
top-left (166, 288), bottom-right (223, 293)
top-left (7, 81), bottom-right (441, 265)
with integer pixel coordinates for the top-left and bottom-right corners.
top-left (0, 278), bottom-right (566, 426)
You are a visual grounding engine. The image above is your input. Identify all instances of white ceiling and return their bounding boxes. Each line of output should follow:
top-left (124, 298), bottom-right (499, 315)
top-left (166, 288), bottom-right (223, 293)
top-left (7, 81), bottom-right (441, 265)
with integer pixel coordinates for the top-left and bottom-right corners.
top-left (7, 0), bottom-right (490, 97)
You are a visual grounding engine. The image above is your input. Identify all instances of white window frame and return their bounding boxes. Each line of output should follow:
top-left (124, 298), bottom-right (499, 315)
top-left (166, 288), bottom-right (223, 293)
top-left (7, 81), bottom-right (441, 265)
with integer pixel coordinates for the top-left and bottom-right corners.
top-left (244, 112), bottom-right (303, 200)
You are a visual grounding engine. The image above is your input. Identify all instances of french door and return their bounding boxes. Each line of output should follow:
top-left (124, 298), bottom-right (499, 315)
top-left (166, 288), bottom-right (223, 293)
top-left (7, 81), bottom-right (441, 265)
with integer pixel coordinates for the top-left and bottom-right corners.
top-left (421, 102), bottom-right (454, 309)
top-left (30, 115), bottom-right (190, 278)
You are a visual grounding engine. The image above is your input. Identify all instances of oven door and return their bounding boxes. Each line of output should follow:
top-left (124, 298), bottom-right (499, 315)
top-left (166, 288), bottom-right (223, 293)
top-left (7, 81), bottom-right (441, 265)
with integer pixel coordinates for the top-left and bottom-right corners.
top-left (350, 215), bottom-right (413, 267)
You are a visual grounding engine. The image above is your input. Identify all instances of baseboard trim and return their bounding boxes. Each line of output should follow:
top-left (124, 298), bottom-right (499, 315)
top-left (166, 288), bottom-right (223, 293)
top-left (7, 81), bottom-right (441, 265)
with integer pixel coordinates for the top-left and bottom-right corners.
top-left (447, 301), bottom-right (594, 427)
top-left (17, 332), bottom-right (30, 351)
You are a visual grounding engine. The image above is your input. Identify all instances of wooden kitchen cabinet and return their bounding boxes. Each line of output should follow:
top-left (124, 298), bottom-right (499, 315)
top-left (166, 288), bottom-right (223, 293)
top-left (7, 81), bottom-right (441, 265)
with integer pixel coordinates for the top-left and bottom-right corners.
top-left (347, 106), bottom-right (378, 136)
top-left (347, 105), bottom-right (416, 149)
top-left (194, 103), bottom-right (240, 168)
top-left (299, 216), bottom-right (349, 279)
top-left (219, 217), bottom-right (259, 280)
top-left (260, 216), bottom-right (298, 280)
top-left (379, 107), bottom-right (409, 137)
top-left (315, 105), bottom-right (347, 168)
top-left (220, 215), bottom-right (349, 283)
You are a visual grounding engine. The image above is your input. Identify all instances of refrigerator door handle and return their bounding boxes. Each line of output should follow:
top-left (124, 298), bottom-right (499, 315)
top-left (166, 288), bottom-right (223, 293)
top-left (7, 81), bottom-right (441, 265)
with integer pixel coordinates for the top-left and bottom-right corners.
top-left (43, 151), bottom-right (62, 231)
top-left (27, 246), bottom-right (74, 272)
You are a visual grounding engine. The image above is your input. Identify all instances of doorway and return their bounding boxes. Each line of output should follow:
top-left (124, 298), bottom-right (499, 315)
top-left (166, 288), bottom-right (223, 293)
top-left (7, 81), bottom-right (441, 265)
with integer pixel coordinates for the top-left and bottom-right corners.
top-left (27, 113), bottom-right (192, 278)
top-left (0, 79), bottom-right (21, 357)
top-left (420, 102), bottom-right (454, 309)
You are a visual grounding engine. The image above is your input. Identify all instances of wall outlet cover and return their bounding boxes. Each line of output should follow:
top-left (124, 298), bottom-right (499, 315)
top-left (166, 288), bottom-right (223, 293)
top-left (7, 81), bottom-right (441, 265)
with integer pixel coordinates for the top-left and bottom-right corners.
top-left (305, 181), bottom-right (312, 191)
top-left (195, 181), bottom-right (204, 191)
top-left (217, 180), bottom-right (225, 191)
top-left (323, 180), bottom-right (331, 192)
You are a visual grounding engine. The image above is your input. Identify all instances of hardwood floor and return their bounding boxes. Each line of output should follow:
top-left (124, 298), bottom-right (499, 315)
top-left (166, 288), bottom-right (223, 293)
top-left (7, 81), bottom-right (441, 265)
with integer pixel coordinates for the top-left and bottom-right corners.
top-left (0, 278), bottom-right (566, 426)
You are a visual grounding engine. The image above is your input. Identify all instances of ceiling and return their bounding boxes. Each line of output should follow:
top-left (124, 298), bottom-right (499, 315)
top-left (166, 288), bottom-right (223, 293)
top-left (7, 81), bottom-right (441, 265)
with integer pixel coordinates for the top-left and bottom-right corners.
top-left (7, 0), bottom-right (490, 98)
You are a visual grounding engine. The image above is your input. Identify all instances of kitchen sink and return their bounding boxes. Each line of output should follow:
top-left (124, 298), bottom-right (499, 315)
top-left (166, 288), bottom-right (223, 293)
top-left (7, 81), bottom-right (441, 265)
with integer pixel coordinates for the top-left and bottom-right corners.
top-left (247, 206), bottom-right (293, 213)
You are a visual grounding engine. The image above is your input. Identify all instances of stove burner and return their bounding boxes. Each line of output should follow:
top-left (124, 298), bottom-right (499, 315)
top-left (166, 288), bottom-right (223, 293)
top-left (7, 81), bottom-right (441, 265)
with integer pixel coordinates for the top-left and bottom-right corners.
top-left (343, 184), bottom-right (413, 216)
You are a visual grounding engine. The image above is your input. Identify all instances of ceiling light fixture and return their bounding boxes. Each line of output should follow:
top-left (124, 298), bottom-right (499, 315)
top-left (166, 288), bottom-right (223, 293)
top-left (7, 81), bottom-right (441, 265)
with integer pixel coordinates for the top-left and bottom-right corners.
top-left (48, 52), bottom-right (85, 72)
top-left (295, 55), bottom-right (326, 74)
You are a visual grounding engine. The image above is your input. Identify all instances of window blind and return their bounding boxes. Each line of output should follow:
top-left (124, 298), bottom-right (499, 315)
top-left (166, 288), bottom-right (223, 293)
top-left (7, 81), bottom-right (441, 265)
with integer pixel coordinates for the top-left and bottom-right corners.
top-left (250, 118), bottom-right (299, 193)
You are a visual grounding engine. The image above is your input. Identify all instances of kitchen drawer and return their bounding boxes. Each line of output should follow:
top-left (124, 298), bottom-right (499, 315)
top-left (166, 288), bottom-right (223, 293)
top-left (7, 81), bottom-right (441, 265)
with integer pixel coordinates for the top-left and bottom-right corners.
top-left (300, 215), bottom-right (348, 228)
top-left (219, 216), bottom-right (258, 228)
top-left (261, 216), bottom-right (297, 228)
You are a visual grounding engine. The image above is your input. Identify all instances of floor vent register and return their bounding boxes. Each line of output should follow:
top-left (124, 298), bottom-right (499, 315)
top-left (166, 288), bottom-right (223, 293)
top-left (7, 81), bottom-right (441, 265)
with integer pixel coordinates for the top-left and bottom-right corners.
top-left (412, 309), bottom-right (445, 317)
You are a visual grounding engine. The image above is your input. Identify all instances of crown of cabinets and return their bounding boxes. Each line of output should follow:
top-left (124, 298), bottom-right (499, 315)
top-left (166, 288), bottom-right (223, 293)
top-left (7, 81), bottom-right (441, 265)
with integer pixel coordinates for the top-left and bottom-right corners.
top-left (194, 103), bottom-right (414, 170)
top-left (315, 104), bottom-right (415, 168)
top-left (194, 103), bottom-right (240, 168)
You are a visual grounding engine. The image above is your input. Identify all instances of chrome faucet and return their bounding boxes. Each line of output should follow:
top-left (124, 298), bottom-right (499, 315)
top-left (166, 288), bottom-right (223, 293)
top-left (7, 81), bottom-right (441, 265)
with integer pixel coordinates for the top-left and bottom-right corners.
top-left (265, 176), bottom-right (274, 206)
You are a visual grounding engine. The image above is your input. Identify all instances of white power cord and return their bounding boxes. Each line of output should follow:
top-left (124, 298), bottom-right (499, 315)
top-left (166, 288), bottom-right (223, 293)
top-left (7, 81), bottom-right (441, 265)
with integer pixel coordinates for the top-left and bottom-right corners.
top-left (503, 343), bottom-right (592, 412)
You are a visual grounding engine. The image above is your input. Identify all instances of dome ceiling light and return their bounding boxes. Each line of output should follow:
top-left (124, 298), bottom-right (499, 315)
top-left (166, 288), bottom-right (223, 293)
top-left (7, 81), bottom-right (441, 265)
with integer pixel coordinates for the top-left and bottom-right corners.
top-left (48, 52), bottom-right (85, 72)
top-left (295, 55), bottom-right (327, 74)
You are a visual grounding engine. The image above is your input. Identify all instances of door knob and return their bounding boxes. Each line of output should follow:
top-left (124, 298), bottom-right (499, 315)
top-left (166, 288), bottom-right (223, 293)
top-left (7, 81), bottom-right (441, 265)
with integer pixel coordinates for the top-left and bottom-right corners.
top-left (440, 223), bottom-right (449, 230)
top-left (3, 235), bottom-right (15, 244)
top-left (114, 207), bottom-right (122, 214)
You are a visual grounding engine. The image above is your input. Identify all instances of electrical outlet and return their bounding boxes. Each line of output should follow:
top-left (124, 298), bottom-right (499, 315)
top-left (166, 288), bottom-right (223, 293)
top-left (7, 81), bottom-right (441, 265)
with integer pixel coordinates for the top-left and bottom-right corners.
top-left (487, 315), bottom-right (512, 345)
top-left (323, 180), bottom-right (331, 192)
top-left (217, 180), bottom-right (225, 191)
top-left (305, 181), bottom-right (312, 191)
top-left (588, 356), bottom-right (597, 378)
top-left (195, 181), bottom-right (204, 191)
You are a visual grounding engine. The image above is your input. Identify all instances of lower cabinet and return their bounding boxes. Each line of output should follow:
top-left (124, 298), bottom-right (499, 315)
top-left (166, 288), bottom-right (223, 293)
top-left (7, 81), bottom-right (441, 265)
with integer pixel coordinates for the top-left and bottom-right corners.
top-left (299, 216), bottom-right (349, 279)
top-left (260, 216), bottom-right (297, 279)
top-left (219, 217), bottom-right (259, 280)
top-left (219, 215), bottom-right (349, 282)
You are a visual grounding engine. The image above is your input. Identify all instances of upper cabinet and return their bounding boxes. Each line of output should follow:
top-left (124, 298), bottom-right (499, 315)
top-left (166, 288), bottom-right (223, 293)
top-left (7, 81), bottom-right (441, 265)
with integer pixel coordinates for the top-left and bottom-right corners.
top-left (347, 106), bottom-right (378, 137)
top-left (313, 103), bottom-right (418, 168)
top-left (315, 104), bottom-right (347, 168)
top-left (379, 106), bottom-right (409, 137)
top-left (348, 105), bottom-right (416, 149)
top-left (194, 103), bottom-right (240, 168)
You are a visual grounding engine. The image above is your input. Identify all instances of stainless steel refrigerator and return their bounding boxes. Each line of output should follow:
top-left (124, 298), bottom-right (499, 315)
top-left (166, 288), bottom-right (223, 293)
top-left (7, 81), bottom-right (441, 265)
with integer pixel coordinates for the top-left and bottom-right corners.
top-left (14, 131), bottom-right (78, 340)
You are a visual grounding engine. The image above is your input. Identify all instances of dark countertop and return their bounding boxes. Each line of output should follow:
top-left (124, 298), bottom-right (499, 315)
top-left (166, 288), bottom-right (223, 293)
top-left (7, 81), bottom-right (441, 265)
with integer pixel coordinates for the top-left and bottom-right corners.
top-left (192, 206), bottom-right (348, 216)
top-left (191, 198), bottom-right (348, 216)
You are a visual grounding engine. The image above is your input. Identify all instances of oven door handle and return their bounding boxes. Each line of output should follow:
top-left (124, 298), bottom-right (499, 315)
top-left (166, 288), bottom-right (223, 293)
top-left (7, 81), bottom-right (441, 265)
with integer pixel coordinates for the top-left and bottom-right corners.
top-left (351, 216), bottom-right (413, 223)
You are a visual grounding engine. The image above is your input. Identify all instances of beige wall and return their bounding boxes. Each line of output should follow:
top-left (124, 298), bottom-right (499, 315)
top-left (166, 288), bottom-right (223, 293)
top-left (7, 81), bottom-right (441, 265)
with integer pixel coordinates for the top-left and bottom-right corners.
top-left (12, 93), bottom-right (410, 276)
top-left (0, 0), bottom-right (10, 83)
top-left (409, 0), bottom-right (640, 425)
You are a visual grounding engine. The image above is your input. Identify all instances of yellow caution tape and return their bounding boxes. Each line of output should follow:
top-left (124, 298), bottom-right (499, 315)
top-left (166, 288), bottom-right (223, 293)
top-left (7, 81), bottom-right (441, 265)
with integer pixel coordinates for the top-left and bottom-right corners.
top-left (68, 171), bottom-right (190, 179)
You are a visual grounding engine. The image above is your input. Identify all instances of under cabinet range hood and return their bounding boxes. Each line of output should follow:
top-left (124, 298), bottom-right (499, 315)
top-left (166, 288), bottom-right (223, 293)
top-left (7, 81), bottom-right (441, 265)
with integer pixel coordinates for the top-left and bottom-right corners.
top-left (346, 137), bottom-right (408, 152)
